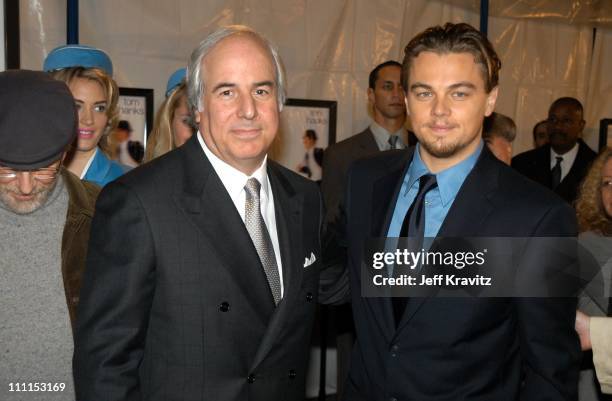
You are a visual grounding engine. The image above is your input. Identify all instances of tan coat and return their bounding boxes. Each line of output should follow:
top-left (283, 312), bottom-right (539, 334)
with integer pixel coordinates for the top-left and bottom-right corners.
top-left (592, 317), bottom-right (612, 394)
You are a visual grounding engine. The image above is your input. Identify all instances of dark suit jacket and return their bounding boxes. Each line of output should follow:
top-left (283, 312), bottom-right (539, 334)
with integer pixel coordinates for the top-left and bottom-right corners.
top-left (74, 136), bottom-right (323, 401)
top-left (512, 140), bottom-right (597, 205)
top-left (325, 146), bottom-right (581, 400)
top-left (321, 128), bottom-right (380, 229)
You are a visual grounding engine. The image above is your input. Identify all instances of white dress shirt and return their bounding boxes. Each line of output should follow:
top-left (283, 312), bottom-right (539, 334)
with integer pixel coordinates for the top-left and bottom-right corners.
top-left (550, 142), bottom-right (579, 182)
top-left (197, 132), bottom-right (284, 297)
top-left (80, 148), bottom-right (97, 179)
top-left (370, 121), bottom-right (406, 151)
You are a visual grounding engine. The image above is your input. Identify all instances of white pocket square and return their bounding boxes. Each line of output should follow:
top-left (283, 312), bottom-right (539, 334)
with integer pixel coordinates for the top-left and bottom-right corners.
top-left (303, 252), bottom-right (316, 268)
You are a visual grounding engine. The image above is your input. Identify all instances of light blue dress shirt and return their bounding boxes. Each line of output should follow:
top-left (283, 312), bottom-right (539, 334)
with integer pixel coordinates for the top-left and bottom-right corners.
top-left (387, 141), bottom-right (484, 238)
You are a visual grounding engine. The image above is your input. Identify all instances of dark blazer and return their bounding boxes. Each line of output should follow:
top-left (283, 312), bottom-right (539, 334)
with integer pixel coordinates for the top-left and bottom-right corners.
top-left (327, 146), bottom-right (581, 400)
top-left (73, 135), bottom-right (323, 401)
top-left (512, 140), bottom-right (597, 204)
top-left (321, 128), bottom-right (380, 228)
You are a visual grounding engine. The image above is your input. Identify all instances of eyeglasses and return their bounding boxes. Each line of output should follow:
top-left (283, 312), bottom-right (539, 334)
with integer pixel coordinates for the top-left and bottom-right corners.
top-left (0, 163), bottom-right (62, 183)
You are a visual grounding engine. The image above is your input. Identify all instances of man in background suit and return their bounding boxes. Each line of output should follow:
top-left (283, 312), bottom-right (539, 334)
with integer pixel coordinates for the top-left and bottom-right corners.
top-left (319, 60), bottom-right (408, 397)
top-left (512, 97), bottom-right (597, 205)
top-left (74, 25), bottom-right (324, 401)
top-left (323, 22), bottom-right (580, 400)
top-left (321, 60), bottom-right (408, 228)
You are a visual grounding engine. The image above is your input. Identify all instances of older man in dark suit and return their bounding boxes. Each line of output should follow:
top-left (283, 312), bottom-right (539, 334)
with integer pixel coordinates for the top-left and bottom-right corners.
top-left (323, 23), bottom-right (581, 400)
top-left (74, 25), bottom-right (325, 401)
top-left (512, 97), bottom-right (597, 205)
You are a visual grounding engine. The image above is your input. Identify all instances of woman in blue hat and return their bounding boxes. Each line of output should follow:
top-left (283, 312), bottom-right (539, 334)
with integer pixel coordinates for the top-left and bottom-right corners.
top-left (144, 68), bottom-right (196, 162)
top-left (44, 45), bottom-right (130, 187)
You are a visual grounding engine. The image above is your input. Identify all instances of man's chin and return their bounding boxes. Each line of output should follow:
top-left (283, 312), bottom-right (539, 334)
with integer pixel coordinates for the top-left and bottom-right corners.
top-left (0, 193), bottom-right (49, 215)
top-left (420, 139), bottom-right (463, 159)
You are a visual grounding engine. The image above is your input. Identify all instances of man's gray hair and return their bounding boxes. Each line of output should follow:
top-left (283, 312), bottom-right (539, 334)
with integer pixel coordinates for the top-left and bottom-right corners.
top-left (186, 25), bottom-right (286, 113)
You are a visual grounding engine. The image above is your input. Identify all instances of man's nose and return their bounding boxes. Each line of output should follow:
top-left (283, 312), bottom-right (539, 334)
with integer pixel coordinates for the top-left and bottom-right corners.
top-left (238, 94), bottom-right (257, 120)
top-left (16, 172), bottom-right (35, 195)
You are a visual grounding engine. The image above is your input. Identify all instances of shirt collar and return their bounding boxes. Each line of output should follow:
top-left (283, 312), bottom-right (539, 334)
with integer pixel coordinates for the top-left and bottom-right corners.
top-left (370, 121), bottom-right (406, 150)
top-left (197, 131), bottom-right (270, 202)
top-left (80, 147), bottom-right (98, 179)
top-left (405, 141), bottom-right (483, 206)
top-left (550, 141), bottom-right (579, 167)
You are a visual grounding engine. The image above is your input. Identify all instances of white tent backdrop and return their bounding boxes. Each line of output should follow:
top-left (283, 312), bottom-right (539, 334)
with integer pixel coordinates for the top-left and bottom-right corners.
top-left (19, 0), bottom-right (612, 154)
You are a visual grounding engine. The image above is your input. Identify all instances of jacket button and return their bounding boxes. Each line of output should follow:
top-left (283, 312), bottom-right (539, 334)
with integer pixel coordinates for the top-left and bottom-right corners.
top-left (288, 369), bottom-right (297, 379)
top-left (306, 292), bottom-right (313, 302)
top-left (247, 374), bottom-right (255, 383)
top-left (219, 302), bottom-right (230, 312)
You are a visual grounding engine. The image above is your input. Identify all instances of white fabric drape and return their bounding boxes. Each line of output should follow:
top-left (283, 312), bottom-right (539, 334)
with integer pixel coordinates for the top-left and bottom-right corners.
top-left (19, 0), bottom-right (611, 154)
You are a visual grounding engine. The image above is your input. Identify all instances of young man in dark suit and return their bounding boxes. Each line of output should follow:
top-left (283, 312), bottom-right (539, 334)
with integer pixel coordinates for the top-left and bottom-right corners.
top-left (512, 97), bottom-right (597, 205)
top-left (74, 25), bottom-right (325, 401)
top-left (321, 60), bottom-right (408, 229)
top-left (323, 23), bottom-right (581, 400)
top-left (319, 60), bottom-right (409, 397)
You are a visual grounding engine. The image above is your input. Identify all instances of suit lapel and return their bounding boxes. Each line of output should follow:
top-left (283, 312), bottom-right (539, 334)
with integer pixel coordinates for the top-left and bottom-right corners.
top-left (531, 145), bottom-right (553, 187)
top-left (250, 162), bottom-right (304, 370)
top-left (360, 128), bottom-right (381, 153)
top-left (559, 141), bottom-right (592, 188)
top-left (395, 148), bottom-right (499, 332)
top-left (368, 151), bottom-right (413, 336)
top-left (436, 149), bottom-right (498, 237)
top-left (174, 138), bottom-right (276, 323)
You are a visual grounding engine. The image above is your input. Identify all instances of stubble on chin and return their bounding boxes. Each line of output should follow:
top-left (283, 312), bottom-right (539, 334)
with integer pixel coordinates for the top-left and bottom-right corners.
top-left (0, 181), bottom-right (57, 215)
top-left (419, 136), bottom-right (467, 159)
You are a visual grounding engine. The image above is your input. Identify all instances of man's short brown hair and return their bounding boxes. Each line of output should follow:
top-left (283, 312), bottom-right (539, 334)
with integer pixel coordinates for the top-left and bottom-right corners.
top-left (483, 112), bottom-right (516, 143)
top-left (401, 22), bottom-right (501, 93)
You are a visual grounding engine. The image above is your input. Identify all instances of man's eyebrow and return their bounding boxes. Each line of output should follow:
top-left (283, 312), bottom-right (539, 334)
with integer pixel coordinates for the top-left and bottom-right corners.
top-left (409, 83), bottom-right (432, 91)
top-left (253, 80), bottom-right (274, 88)
top-left (409, 82), bottom-right (478, 91)
top-left (211, 82), bottom-right (236, 92)
top-left (447, 82), bottom-right (477, 90)
top-left (211, 81), bottom-right (275, 92)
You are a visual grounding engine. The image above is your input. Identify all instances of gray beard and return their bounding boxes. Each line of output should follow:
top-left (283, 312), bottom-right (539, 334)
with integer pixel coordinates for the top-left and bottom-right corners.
top-left (0, 179), bottom-right (59, 215)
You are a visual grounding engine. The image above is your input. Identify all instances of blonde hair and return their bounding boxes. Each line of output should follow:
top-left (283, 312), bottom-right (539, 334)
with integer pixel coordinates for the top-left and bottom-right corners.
top-left (145, 83), bottom-right (193, 162)
top-left (576, 147), bottom-right (612, 235)
top-left (50, 67), bottom-right (119, 157)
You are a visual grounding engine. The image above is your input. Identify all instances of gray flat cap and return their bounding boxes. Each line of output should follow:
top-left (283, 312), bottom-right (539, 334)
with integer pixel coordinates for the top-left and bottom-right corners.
top-left (0, 70), bottom-right (77, 169)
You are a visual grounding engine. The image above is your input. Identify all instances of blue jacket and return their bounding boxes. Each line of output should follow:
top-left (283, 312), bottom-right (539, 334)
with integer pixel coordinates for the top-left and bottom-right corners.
top-left (83, 149), bottom-right (130, 187)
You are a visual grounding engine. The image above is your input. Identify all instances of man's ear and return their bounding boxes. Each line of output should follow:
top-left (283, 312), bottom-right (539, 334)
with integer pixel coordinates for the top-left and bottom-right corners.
top-left (484, 86), bottom-right (499, 117)
top-left (404, 95), bottom-right (410, 116)
top-left (367, 87), bottom-right (375, 105)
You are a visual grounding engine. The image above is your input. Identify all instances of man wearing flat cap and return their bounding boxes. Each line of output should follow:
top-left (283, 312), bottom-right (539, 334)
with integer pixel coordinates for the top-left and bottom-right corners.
top-left (0, 70), bottom-right (100, 400)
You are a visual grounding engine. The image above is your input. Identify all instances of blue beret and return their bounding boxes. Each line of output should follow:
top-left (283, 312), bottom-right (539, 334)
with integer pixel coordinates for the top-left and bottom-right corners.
top-left (43, 44), bottom-right (114, 76)
top-left (166, 68), bottom-right (187, 97)
top-left (0, 70), bottom-right (77, 170)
